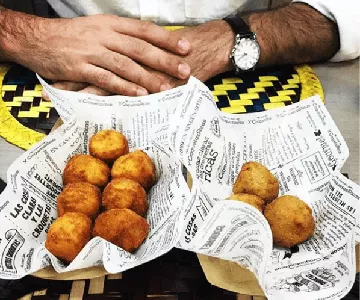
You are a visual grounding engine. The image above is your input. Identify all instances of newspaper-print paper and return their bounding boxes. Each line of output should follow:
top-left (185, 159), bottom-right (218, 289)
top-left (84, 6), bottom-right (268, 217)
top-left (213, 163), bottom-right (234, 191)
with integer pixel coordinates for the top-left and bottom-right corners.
top-left (167, 78), bottom-right (359, 300)
top-left (0, 77), bottom-right (358, 300)
top-left (0, 81), bottom-right (190, 278)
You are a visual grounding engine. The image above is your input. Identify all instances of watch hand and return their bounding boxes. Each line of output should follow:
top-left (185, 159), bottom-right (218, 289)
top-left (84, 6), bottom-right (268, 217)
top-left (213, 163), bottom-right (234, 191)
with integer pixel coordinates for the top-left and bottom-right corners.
top-left (236, 53), bottom-right (246, 62)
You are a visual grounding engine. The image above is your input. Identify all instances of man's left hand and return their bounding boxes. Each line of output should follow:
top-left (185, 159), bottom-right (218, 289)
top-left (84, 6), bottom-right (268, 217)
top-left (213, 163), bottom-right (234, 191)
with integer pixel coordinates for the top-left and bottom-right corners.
top-left (147, 20), bottom-right (234, 88)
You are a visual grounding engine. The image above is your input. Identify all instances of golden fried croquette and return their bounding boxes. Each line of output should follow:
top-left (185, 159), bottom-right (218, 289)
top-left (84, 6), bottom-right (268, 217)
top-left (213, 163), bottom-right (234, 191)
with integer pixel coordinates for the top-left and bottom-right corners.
top-left (233, 161), bottom-right (279, 203)
top-left (63, 154), bottom-right (110, 187)
top-left (264, 195), bottom-right (315, 248)
top-left (45, 212), bottom-right (92, 264)
top-left (102, 178), bottom-right (148, 215)
top-left (93, 208), bottom-right (149, 252)
top-left (89, 130), bottom-right (129, 163)
top-left (229, 193), bottom-right (265, 212)
top-left (57, 182), bottom-right (101, 219)
top-left (111, 150), bottom-right (156, 190)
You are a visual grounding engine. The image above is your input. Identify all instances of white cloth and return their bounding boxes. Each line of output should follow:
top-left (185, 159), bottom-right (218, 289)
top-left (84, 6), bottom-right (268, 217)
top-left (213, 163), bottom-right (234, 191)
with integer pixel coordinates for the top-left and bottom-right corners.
top-left (47, 0), bottom-right (359, 62)
top-left (46, 0), bottom-right (267, 23)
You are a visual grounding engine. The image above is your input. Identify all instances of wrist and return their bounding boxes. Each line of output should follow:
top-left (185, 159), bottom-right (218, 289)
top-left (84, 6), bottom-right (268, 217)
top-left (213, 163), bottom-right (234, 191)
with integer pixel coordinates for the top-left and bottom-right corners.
top-left (213, 20), bottom-right (235, 73)
top-left (234, 12), bottom-right (270, 67)
top-left (245, 13), bottom-right (269, 66)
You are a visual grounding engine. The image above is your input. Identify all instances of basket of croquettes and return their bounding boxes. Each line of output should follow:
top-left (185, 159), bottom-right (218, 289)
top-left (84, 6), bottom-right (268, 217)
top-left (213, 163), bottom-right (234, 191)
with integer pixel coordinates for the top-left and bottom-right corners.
top-left (0, 77), bottom-right (358, 300)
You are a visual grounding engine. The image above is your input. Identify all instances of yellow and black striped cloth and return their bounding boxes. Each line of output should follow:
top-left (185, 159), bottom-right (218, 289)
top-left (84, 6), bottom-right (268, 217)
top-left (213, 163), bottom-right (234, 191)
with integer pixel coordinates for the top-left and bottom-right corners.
top-left (0, 64), bottom-right (323, 150)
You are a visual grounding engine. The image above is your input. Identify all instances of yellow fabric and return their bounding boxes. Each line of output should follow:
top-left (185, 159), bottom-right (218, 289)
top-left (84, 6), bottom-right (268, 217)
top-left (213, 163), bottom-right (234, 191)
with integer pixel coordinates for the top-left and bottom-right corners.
top-left (0, 64), bottom-right (324, 150)
top-left (229, 100), bottom-right (254, 106)
top-left (0, 65), bottom-right (45, 150)
top-left (296, 65), bottom-right (324, 101)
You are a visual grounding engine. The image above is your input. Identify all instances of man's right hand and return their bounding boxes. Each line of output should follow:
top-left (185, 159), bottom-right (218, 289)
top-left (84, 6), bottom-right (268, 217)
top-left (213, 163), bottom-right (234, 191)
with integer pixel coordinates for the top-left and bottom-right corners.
top-left (0, 9), bottom-right (191, 96)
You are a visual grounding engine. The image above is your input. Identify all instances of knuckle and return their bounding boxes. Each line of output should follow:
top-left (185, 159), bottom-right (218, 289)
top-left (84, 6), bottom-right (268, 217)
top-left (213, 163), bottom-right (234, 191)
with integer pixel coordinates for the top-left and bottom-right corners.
top-left (118, 83), bottom-right (135, 96)
top-left (94, 71), bottom-right (111, 86)
top-left (132, 41), bottom-right (147, 57)
top-left (105, 14), bottom-right (119, 23)
top-left (132, 72), bottom-right (143, 85)
top-left (160, 28), bottom-right (170, 41)
top-left (79, 25), bottom-right (101, 39)
top-left (99, 13), bottom-right (111, 20)
top-left (139, 21), bottom-right (153, 34)
top-left (113, 55), bottom-right (129, 74)
top-left (78, 66), bottom-right (90, 81)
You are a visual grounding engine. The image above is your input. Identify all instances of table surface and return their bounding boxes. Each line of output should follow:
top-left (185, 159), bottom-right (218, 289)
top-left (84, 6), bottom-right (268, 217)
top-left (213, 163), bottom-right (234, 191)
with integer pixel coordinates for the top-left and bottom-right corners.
top-left (0, 60), bottom-right (359, 183)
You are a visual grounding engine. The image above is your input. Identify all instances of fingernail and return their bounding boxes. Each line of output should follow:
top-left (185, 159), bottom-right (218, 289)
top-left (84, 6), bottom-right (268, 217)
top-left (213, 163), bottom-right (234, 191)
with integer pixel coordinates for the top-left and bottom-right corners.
top-left (178, 39), bottom-right (190, 52)
top-left (160, 83), bottom-right (172, 91)
top-left (42, 90), bottom-right (48, 100)
top-left (178, 63), bottom-right (190, 78)
top-left (136, 88), bottom-right (148, 96)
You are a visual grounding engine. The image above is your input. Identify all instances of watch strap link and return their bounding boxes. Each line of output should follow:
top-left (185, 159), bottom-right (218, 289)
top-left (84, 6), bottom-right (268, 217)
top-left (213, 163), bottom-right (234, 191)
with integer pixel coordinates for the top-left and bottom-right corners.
top-left (223, 16), bottom-right (251, 36)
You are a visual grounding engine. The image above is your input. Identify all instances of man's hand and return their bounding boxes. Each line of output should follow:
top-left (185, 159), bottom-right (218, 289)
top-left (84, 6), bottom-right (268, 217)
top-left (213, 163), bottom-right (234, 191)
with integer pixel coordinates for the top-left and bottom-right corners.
top-left (0, 9), bottom-right (191, 96)
top-left (42, 20), bottom-right (234, 98)
top-left (170, 21), bottom-right (234, 83)
top-left (146, 21), bottom-right (234, 88)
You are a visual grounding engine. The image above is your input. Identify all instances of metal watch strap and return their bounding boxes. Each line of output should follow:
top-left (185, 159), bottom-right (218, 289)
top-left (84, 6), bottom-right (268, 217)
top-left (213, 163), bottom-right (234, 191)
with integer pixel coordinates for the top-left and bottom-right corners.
top-left (223, 16), bottom-right (251, 36)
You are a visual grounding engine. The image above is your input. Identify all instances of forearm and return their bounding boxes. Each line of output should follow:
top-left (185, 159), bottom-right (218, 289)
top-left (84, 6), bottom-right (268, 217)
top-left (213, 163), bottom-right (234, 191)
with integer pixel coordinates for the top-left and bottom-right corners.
top-left (0, 6), bottom-right (10, 61)
top-left (245, 3), bottom-right (340, 66)
top-left (177, 2), bottom-right (341, 85)
top-left (0, 7), bottom-right (42, 63)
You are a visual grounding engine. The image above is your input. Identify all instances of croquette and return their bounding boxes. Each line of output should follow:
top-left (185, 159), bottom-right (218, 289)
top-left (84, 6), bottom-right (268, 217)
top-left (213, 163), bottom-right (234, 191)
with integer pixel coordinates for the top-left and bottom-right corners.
top-left (102, 178), bottom-right (148, 215)
top-left (233, 161), bottom-right (279, 203)
top-left (89, 130), bottom-right (129, 163)
top-left (63, 154), bottom-right (110, 187)
top-left (57, 182), bottom-right (101, 219)
top-left (93, 208), bottom-right (149, 252)
top-left (229, 193), bottom-right (265, 212)
top-left (111, 150), bottom-right (156, 189)
top-left (264, 195), bottom-right (315, 248)
top-left (45, 212), bottom-right (92, 263)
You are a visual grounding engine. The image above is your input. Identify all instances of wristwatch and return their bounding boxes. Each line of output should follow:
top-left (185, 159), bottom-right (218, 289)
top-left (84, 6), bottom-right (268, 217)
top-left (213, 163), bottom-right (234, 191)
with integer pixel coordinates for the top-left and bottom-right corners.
top-left (223, 16), bottom-right (260, 72)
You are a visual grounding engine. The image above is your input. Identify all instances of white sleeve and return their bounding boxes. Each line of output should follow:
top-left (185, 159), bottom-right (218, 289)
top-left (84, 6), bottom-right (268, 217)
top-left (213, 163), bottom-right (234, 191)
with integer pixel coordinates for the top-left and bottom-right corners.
top-left (292, 0), bottom-right (360, 62)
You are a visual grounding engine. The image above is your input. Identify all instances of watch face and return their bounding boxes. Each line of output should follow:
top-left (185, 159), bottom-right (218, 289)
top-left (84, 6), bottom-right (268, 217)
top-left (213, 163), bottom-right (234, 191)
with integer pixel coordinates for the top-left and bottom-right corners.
top-left (233, 38), bottom-right (260, 71)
